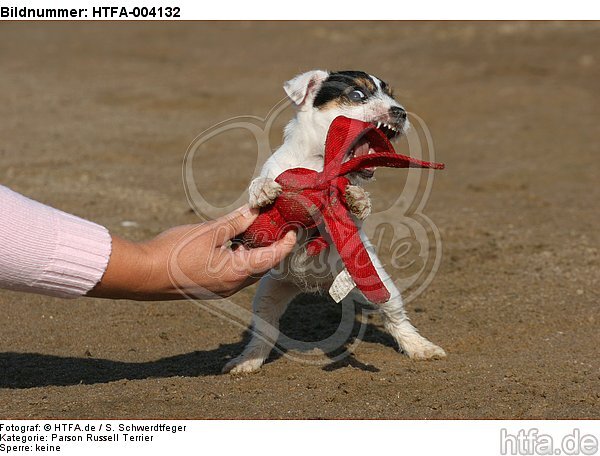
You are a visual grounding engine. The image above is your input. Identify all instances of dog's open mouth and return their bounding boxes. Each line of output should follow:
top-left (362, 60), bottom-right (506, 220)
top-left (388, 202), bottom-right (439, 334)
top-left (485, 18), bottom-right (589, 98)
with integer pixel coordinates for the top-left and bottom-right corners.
top-left (347, 139), bottom-right (376, 179)
top-left (373, 121), bottom-right (402, 141)
top-left (345, 121), bottom-right (403, 179)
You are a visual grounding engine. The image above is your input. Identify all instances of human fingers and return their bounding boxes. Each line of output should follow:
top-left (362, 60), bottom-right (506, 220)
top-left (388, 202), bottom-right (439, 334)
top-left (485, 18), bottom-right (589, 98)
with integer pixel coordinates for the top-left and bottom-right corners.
top-left (239, 230), bottom-right (297, 276)
top-left (210, 205), bottom-right (259, 246)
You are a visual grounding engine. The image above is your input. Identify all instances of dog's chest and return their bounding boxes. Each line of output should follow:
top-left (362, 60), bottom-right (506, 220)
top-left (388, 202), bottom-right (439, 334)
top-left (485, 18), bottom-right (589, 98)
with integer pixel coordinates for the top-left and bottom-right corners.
top-left (274, 229), bottom-right (344, 292)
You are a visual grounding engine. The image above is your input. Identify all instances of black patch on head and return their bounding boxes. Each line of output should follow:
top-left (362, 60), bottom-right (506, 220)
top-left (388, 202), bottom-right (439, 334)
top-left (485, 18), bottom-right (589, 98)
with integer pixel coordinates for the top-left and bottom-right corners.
top-left (313, 70), bottom-right (378, 108)
top-left (377, 77), bottom-right (395, 98)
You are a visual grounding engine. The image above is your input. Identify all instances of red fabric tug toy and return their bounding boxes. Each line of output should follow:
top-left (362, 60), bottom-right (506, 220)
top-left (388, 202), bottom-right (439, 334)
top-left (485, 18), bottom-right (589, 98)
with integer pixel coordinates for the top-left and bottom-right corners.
top-left (240, 115), bottom-right (444, 304)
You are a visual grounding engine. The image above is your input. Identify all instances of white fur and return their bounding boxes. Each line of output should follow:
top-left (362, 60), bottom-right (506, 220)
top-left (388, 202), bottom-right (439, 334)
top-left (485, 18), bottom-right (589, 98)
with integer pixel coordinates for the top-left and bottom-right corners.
top-left (225, 70), bottom-right (445, 374)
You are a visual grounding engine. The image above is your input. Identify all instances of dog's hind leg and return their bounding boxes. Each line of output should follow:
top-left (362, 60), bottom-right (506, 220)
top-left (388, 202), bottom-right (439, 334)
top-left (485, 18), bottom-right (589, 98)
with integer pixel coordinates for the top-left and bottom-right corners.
top-left (222, 275), bottom-right (300, 374)
top-left (358, 231), bottom-right (446, 360)
top-left (379, 292), bottom-right (446, 360)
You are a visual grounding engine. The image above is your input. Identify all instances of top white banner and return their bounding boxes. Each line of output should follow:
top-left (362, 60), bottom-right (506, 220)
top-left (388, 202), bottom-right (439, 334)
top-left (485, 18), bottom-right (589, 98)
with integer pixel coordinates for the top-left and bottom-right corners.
top-left (0, 0), bottom-right (598, 20)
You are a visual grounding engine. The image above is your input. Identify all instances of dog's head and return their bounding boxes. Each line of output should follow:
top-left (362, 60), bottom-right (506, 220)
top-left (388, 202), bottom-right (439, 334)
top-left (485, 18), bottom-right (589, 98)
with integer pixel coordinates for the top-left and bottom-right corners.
top-left (283, 70), bottom-right (409, 178)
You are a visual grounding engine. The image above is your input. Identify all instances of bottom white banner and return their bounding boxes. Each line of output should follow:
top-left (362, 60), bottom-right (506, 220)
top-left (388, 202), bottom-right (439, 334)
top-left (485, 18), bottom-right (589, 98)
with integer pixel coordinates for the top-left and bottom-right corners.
top-left (0, 420), bottom-right (598, 455)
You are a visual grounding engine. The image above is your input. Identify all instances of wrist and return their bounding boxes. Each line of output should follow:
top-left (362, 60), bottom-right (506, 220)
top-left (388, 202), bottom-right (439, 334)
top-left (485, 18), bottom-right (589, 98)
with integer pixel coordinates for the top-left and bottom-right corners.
top-left (134, 235), bottom-right (182, 300)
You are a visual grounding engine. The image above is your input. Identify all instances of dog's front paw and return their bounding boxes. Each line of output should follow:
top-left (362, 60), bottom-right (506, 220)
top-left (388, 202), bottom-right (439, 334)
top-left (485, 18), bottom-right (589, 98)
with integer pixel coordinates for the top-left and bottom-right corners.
top-left (222, 356), bottom-right (264, 375)
top-left (401, 336), bottom-right (446, 361)
top-left (345, 185), bottom-right (372, 220)
top-left (249, 177), bottom-right (282, 208)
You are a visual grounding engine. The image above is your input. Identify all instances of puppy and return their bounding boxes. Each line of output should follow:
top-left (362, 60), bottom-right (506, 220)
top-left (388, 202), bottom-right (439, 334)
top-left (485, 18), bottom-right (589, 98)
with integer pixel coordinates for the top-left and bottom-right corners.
top-left (223, 70), bottom-right (446, 374)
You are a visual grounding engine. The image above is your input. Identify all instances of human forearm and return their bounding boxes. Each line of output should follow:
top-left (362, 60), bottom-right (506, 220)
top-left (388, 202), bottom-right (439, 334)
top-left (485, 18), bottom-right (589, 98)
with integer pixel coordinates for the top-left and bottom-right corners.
top-left (86, 234), bottom-right (155, 300)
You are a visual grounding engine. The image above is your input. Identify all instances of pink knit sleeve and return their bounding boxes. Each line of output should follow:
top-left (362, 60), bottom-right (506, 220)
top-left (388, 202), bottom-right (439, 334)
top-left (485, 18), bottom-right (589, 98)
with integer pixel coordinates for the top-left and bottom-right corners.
top-left (0, 185), bottom-right (112, 298)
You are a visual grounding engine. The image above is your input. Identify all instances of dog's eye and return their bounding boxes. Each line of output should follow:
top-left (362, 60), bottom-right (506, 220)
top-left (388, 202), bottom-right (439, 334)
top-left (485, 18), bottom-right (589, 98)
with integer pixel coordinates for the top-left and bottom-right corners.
top-left (348, 89), bottom-right (366, 102)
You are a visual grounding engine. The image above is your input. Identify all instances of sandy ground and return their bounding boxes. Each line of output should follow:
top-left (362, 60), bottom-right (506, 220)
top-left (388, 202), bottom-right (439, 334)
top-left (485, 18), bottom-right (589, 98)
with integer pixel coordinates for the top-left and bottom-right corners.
top-left (0, 22), bottom-right (598, 419)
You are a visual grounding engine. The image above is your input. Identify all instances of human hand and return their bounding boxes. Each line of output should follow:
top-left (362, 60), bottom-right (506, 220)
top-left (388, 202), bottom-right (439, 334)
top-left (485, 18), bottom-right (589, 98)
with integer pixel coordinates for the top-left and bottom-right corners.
top-left (88, 206), bottom-right (296, 300)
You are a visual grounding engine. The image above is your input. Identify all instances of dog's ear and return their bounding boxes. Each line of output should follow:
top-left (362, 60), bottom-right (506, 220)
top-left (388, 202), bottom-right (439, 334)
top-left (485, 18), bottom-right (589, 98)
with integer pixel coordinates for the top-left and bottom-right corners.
top-left (283, 70), bottom-right (329, 107)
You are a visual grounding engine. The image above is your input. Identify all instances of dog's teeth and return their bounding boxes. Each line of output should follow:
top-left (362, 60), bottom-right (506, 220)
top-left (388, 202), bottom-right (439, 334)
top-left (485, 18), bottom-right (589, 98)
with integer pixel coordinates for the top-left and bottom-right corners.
top-left (368, 148), bottom-right (375, 154)
top-left (376, 122), bottom-right (381, 129)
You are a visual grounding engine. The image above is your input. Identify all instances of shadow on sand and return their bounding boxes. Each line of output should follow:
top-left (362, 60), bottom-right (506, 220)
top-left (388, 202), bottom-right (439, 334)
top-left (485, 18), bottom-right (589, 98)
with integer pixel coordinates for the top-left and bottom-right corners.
top-left (1, 294), bottom-right (398, 389)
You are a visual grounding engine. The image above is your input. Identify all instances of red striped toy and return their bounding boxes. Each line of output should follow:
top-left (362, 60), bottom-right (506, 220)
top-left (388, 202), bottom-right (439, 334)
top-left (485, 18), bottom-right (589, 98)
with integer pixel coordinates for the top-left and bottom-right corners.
top-left (240, 116), bottom-right (444, 304)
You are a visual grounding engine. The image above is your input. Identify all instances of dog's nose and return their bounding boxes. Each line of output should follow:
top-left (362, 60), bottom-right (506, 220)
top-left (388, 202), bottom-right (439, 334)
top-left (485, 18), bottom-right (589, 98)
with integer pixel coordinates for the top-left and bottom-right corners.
top-left (390, 106), bottom-right (407, 121)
